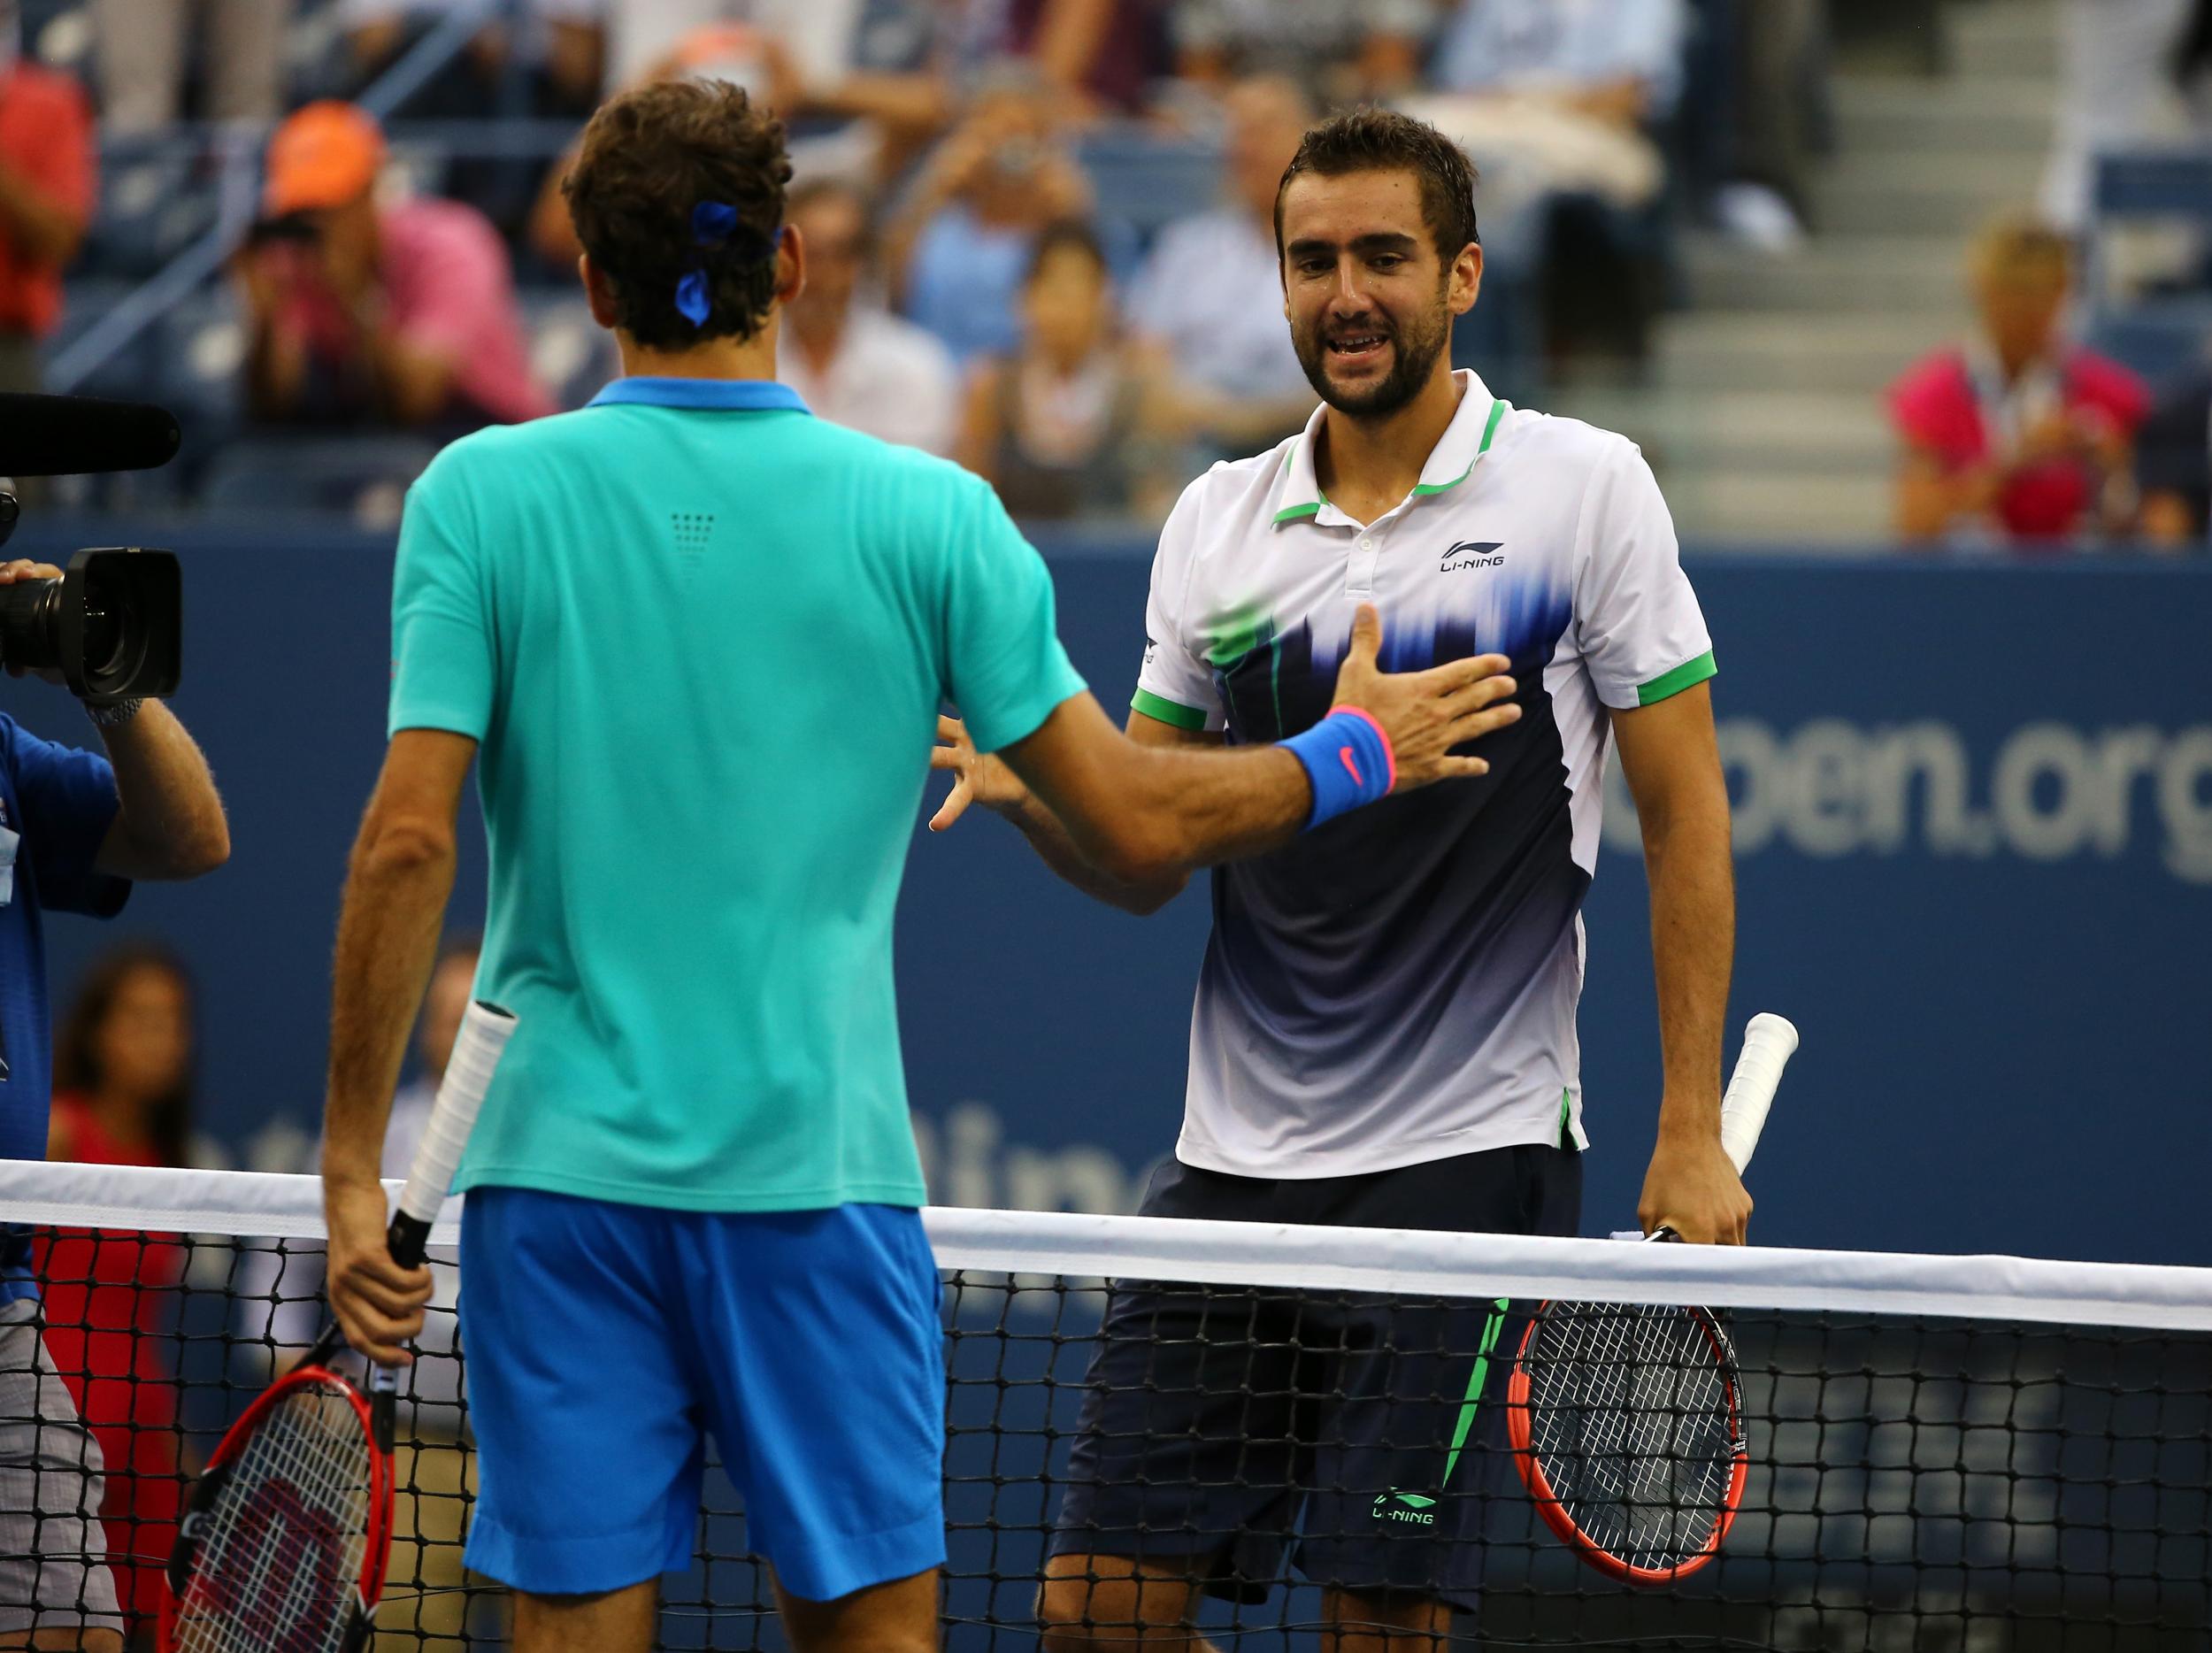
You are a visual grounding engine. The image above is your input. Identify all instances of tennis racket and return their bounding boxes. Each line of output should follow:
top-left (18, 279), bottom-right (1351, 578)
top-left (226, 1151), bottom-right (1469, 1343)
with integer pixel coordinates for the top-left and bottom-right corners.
top-left (161, 1000), bottom-right (517, 1653)
top-left (1506, 1011), bottom-right (1798, 1586)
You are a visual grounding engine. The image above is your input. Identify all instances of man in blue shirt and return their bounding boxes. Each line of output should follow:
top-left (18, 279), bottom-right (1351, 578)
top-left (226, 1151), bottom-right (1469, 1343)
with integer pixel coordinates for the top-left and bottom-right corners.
top-left (0, 557), bottom-right (227, 1650)
top-left (319, 80), bottom-right (1522, 1653)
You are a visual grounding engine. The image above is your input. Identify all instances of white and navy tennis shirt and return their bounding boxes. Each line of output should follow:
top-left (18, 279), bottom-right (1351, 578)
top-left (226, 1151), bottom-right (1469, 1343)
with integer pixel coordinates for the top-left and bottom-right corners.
top-left (1133, 370), bottom-right (1715, 1179)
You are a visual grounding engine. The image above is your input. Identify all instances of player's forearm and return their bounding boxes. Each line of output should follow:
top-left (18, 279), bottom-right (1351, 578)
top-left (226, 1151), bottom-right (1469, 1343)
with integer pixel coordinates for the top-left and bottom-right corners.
top-left (324, 813), bottom-right (456, 1192)
top-left (996, 788), bottom-right (1190, 916)
top-left (1054, 742), bottom-right (1311, 888)
top-left (1641, 796), bottom-right (1735, 1142)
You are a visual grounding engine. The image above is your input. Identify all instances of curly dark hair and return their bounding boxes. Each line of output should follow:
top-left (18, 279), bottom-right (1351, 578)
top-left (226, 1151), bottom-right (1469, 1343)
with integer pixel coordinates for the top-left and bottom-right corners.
top-left (53, 942), bottom-right (196, 1168)
top-left (563, 79), bottom-right (794, 350)
top-left (1273, 107), bottom-right (1480, 268)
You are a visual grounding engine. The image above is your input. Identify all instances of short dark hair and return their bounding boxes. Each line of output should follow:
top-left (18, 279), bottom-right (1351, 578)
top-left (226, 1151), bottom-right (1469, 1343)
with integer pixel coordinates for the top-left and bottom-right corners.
top-left (1273, 107), bottom-right (1479, 267)
top-left (564, 80), bottom-right (793, 350)
top-left (1025, 219), bottom-right (1108, 288)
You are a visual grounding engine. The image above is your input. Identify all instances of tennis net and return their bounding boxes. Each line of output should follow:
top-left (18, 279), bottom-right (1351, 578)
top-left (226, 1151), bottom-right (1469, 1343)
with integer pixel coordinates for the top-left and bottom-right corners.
top-left (2, 1161), bottom-right (2208, 1651)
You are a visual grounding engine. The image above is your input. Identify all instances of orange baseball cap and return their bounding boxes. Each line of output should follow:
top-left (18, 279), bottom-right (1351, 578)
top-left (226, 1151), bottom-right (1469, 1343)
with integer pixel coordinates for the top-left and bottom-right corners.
top-left (263, 101), bottom-right (387, 217)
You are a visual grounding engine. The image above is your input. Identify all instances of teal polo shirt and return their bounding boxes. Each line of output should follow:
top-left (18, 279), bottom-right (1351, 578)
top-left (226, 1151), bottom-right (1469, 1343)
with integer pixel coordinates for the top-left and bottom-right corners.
top-left (388, 377), bottom-right (1086, 1211)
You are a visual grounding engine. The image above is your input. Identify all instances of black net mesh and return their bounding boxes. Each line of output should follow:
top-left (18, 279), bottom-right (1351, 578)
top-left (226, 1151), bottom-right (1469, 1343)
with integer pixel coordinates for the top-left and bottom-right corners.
top-left (0, 1217), bottom-right (2208, 1651)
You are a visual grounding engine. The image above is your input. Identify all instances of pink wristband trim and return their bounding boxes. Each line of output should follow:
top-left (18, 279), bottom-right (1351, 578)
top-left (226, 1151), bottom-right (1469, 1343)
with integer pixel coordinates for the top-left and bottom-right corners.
top-left (1329, 704), bottom-right (1397, 794)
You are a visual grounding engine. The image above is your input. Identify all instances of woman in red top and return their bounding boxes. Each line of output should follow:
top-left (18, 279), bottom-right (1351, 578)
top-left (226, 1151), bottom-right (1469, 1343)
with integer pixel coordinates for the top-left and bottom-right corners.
top-left (36, 943), bottom-right (197, 1649)
top-left (1888, 216), bottom-right (2150, 548)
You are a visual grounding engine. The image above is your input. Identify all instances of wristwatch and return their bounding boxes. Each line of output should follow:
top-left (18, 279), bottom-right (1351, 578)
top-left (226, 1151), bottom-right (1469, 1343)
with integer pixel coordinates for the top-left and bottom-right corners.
top-left (85, 697), bottom-right (145, 730)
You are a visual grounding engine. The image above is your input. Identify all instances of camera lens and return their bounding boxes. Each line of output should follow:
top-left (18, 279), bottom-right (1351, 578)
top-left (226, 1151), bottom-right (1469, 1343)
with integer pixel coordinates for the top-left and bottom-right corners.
top-left (0, 550), bottom-right (180, 700)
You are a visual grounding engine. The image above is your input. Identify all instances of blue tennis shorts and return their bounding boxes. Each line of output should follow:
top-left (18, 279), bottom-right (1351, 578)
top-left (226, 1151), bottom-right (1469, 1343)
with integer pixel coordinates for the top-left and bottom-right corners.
top-left (457, 1188), bottom-right (946, 1603)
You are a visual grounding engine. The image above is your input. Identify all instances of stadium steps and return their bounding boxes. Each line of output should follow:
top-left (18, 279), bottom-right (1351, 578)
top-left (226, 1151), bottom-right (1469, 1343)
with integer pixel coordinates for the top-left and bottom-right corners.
top-left (1946, 0), bottom-right (2062, 80)
top-left (1681, 234), bottom-right (1969, 313)
top-left (1560, 0), bottom-right (2062, 543)
top-left (1816, 151), bottom-right (2048, 236)
top-left (1653, 313), bottom-right (1965, 396)
top-left (1831, 75), bottom-right (2054, 156)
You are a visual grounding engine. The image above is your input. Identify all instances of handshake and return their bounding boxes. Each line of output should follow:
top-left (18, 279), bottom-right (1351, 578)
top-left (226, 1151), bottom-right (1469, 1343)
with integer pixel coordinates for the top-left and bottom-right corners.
top-left (933, 604), bottom-right (1521, 837)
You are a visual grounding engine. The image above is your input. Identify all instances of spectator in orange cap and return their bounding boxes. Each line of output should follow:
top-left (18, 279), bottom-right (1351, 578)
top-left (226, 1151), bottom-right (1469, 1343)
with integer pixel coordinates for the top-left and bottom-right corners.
top-left (0, 1), bottom-right (95, 396)
top-left (233, 100), bottom-right (556, 433)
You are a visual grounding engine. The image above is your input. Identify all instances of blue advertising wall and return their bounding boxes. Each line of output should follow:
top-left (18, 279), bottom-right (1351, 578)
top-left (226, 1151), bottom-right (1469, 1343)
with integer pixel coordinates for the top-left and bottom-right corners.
top-left (4, 520), bottom-right (2208, 1265)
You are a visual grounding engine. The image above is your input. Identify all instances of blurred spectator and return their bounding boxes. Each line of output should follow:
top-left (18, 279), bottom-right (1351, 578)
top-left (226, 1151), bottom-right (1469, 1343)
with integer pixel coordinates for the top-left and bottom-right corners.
top-left (1126, 74), bottom-right (1313, 447)
top-left (93, 0), bottom-right (290, 130)
top-left (525, 9), bottom-right (952, 277)
top-left (887, 67), bottom-right (1093, 365)
top-left (2137, 362), bottom-right (2211, 548)
top-left (957, 219), bottom-right (1176, 519)
top-left (2041, 0), bottom-right (2203, 232)
top-left (0, 16), bottom-right (92, 396)
top-left (1170, 0), bottom-right (1427, 106)
top-left (1709, 0), bottom-right (1823, 252)
top-left (1002, 0), bottom-right (1171, 115)
top-left (778, 178), bottom-right (959, 454)
top-left (593, 0), bottom-right (1164, 116)
top-left (1435, 0), bottom-right (1687, 119)
top-left (343, 0), bottom-right (605, 117)
top-left (38, 943), bottom-right (196, 1648)
top-left (1888, 219), bottom-right (2150, 548)
top-left (234, 101), bottom-right (556, 432)
top-left (596, 0), bottom-right (867, 94)
top-left (1417, 0), bottom-right (1685, 221)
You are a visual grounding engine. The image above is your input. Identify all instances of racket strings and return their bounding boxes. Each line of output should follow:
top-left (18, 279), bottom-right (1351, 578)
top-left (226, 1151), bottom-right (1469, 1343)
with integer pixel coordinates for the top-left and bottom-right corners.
top-left (1523, 1303), bottom-right (1741, 1574)
top-left (170, 1377), bottom-right (375, 1653)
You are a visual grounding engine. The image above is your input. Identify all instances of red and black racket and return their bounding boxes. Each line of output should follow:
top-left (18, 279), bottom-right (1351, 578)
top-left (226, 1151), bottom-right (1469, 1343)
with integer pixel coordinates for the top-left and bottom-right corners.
top-left (1507, 1013), bottom-right (1797, 1585)
top-left (161, 1002), bottom-right (516, 1653)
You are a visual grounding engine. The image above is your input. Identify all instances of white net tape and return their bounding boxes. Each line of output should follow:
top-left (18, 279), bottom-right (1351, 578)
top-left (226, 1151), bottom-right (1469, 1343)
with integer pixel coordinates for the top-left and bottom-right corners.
top-left (5, 1161), bottom-right (2212, 1333)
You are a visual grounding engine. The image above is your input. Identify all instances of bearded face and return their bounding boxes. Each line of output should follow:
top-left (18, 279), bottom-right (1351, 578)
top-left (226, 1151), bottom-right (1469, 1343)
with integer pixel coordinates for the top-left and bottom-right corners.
top-left (1278, 169), bottom-right (1476, 422)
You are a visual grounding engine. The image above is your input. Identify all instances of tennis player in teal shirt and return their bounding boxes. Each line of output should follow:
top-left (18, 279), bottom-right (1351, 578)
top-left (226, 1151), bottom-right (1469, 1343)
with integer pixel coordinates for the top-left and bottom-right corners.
top-left (317, 80), bottom-right (1523, 1653)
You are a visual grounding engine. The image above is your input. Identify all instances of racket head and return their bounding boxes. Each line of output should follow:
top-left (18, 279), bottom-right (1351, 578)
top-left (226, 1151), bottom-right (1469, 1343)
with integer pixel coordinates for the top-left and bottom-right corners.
top-left (1506, 1298), bottom-right (1747, 1586)
top-left (161, 1364), bottom-right (393, 1653)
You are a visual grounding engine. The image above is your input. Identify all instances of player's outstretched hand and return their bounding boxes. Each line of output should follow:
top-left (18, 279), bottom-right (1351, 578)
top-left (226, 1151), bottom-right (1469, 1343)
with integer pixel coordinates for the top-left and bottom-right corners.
top-left (929, 713), bottom-right (1031, 832)
top-left (1331, 604), bottom-right (1520, 791)
top-left (324, 1178), bottom-right (433, 1367)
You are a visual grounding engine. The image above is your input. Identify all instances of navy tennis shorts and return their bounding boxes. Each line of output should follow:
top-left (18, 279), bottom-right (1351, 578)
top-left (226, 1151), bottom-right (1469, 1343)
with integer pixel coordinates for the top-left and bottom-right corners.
top-left (1048, 1143), bottom-right (1581, 1611)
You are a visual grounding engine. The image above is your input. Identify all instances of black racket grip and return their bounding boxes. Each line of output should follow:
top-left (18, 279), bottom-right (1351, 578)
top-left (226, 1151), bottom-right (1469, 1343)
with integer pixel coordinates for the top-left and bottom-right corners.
top-left (388, 1209), bottom-right (434, 1271)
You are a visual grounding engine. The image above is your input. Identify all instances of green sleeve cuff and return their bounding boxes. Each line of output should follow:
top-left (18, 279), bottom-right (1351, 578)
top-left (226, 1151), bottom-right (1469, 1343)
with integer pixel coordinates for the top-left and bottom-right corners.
top-left (1635, 650), bottom-right (1717, 707)
top-left (1131, 688), bottom-right (1210, 730)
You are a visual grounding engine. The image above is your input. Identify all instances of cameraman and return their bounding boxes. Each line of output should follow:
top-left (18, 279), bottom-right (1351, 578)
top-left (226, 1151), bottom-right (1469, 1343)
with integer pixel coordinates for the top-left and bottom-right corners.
top-left (0, 557), bottom-right (227, 1650)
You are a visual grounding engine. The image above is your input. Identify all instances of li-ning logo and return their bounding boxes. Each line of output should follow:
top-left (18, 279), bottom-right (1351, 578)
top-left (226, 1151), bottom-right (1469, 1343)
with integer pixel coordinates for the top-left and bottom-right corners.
top-left (1372, 1489), bottom-right (1438, 1526)
top-left (1441, 540), bottom-right (1504, 573)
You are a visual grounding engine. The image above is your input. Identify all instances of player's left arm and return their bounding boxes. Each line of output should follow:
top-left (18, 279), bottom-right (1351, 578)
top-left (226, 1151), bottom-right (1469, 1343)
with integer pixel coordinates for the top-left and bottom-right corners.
top-left (1610, 680), bottom-right (1750, 1246)
top-left (322, 727), bottom-right (474, 1362)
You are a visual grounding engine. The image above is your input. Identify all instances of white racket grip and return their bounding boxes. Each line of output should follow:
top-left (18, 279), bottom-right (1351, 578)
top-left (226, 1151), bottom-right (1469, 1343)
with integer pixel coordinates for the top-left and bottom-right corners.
top-left (396, 1000), bottom-right (517, 1228)
top-left (1718, 1011), bottom-right (1797, 1175)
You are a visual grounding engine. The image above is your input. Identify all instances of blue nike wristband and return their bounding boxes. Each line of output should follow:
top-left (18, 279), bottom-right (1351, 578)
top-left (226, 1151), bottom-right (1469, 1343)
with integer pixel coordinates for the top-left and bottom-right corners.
top-left (1285, 706), bottom-right (1397, 829)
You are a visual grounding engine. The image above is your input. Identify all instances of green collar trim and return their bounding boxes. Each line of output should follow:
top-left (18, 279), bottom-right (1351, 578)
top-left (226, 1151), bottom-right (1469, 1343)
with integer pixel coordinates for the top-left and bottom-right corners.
top-left (1272, 394), bottom-right (1503, 522)
top-left (1410, 398), bottom-right (1506, 496)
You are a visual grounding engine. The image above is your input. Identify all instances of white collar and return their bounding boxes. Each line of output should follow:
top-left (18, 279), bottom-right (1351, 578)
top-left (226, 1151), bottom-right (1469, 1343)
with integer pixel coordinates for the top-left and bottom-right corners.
top-left (1271, 369), bottom-right (1507, 527)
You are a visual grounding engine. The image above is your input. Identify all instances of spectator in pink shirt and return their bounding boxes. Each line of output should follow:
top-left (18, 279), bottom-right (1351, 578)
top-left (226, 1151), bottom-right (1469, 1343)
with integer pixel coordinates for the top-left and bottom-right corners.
top-left (233, 101), bottom-right (556, 433)
top-left (1888, 217), bottom-right (2148, 548)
